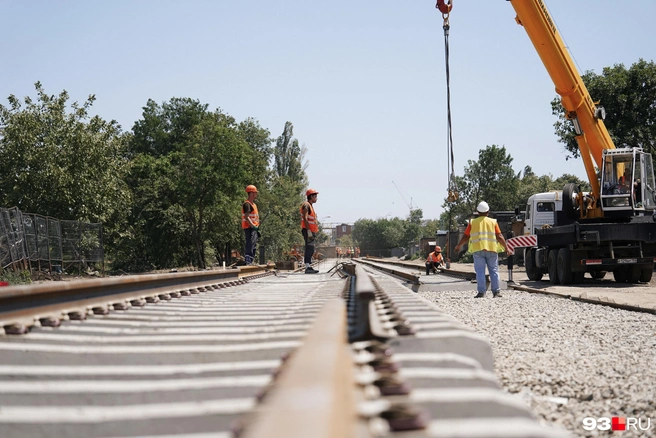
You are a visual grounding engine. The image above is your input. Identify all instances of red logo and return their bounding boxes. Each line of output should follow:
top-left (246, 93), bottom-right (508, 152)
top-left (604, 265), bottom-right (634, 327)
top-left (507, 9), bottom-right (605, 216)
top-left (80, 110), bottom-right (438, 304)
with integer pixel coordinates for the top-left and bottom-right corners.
top-left (612, 417), bottom-right (626, 431)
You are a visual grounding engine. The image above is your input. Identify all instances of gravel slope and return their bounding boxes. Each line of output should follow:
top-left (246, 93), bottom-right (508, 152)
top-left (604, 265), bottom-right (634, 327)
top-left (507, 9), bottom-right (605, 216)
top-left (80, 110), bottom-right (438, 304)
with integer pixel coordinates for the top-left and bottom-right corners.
top-left (420, 288), bottom-right (656, 438)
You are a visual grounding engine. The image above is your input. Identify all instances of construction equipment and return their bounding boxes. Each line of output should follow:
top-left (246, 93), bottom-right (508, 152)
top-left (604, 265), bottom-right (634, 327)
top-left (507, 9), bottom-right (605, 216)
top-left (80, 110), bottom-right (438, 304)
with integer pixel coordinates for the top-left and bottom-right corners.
top-left (392, 180), bottom-right (417, 213)
top-left (451, 1), bottom-right (656, 284)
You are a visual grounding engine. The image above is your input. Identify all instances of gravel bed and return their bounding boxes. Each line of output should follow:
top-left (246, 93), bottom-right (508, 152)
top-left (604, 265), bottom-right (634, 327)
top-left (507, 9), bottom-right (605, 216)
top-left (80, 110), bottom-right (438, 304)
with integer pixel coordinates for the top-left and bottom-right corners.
top-left (420, 287), bottom-right (656, 438)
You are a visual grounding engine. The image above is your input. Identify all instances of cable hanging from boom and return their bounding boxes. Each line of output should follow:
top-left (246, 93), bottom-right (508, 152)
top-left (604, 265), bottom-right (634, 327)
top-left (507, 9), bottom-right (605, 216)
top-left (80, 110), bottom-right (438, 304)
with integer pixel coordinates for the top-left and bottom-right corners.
top-left (436, 0), bottom-right (458, 203)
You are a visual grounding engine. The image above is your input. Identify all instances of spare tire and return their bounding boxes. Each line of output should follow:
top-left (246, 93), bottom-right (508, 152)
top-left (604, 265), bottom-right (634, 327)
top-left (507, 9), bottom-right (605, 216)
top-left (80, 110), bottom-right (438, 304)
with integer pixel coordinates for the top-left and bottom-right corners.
top-left (563, 183), bottom-right (580, 220)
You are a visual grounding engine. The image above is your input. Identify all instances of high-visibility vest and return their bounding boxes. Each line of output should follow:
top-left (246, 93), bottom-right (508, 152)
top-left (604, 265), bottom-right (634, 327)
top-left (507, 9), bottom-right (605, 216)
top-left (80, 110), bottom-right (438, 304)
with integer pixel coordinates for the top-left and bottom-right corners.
top-left (241, 200), bottom-right (259, 229)
top-left (427, 252), bottom-right (443, 263)
top-left (300, 202), bottom-right (319, 232)
top-left (468, 216), bottom-right (502, 252)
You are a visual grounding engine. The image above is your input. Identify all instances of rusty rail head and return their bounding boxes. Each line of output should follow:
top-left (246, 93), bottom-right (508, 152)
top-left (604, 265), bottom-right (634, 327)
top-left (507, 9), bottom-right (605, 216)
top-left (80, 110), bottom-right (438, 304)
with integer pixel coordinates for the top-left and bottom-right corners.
top-left (0, 267), bottom-right (272, 331)
top-left (241, 299), bottom-right (358, 438)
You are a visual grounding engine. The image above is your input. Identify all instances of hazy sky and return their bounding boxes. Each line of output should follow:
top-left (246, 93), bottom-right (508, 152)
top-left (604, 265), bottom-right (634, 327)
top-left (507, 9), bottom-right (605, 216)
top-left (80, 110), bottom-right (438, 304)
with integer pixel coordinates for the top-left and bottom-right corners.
top-left (2, 1), bottom-right (654, 225)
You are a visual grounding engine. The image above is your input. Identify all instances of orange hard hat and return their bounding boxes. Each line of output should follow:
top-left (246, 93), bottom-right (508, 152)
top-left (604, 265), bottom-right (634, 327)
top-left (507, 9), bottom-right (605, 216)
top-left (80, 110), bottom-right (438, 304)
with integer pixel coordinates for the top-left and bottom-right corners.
top-left (435, 246), bottom-right (442, 252)
top-left (246, 185), bottom-right (258, 193)
top-left (306, 188), bottom-right (319, 197)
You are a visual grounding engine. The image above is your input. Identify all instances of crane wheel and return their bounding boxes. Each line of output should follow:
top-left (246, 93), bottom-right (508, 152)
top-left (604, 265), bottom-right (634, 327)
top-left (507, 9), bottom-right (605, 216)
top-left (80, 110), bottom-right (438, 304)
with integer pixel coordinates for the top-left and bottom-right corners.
top-left (557, 248), bottom-right (574, 285)
top-left (548, 250), bottom-right (559, 284)
top-left (640, 267), bottom-right (653, 283)
top-left (524, 248), bottom-right (543, 281)
top-left (613, 267), bottom-right (629, 283)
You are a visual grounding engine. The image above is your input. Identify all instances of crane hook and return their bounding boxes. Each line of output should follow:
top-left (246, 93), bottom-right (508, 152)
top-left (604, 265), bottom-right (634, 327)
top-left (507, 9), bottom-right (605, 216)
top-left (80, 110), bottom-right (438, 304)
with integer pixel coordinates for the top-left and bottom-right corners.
top-left (436, 0), bottom-right (452, 16)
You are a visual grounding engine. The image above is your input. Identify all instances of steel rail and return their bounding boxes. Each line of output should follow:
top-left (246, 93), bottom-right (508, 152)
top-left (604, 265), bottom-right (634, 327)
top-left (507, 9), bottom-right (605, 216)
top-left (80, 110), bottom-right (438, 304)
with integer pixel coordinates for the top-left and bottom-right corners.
top-left (241, 299), bottom-right (361, 438)
top-left (363, 256), bottom-right (482, 282)
top-left (0, 265), bottom-right (274, 334)
top-left (357, 259), bottom-right (420, 284)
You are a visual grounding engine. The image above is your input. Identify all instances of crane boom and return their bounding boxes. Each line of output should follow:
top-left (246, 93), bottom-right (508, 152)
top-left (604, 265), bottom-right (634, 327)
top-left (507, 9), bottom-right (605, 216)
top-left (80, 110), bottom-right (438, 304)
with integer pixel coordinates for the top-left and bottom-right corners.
top-left (392, 181), bottom-right (414, 211)
top-left (441, 0), bottom-right (656, 284)
top-left (509, 0), bottom-right (655, 220)
top-left (509, 0), bottom-right (613, 209)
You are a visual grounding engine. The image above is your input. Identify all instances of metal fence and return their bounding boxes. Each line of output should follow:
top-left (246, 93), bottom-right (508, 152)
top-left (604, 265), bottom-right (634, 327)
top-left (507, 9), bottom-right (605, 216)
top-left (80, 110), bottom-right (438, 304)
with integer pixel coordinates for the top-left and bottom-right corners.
top-left (1, 207), bottom-right (103, 273)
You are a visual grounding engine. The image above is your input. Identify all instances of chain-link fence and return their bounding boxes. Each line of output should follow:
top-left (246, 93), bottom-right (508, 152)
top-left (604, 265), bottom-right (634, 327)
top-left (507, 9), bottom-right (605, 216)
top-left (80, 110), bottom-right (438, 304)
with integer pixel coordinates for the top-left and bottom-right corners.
top-left (0, 207), bottom-right (27, 270)
top-left (1, 207), bottom-right (103, 273)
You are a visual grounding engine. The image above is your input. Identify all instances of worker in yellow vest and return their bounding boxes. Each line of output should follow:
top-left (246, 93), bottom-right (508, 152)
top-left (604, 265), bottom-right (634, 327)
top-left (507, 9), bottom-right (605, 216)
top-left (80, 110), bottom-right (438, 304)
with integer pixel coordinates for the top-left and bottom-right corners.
top-left (454, 201), bottom-right (509, 298)
top-left (425, 246), bottom-right (444, 275)
top-left (241, 185), bottom-right (260, 265)
top-left (300, 188), bottom-right (319, 274)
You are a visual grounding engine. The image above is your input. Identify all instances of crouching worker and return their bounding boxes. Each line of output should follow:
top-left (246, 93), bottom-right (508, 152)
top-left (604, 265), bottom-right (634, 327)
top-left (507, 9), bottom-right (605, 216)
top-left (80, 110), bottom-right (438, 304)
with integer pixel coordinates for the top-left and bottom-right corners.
top-left (425, 246), bottom-right (444, 275)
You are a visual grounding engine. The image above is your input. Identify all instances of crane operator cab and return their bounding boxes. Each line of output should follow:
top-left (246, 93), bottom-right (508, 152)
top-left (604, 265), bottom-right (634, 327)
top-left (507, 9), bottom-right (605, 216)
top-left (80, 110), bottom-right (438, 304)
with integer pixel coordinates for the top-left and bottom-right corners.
top-left (600, 148), bottom-right (656, 214)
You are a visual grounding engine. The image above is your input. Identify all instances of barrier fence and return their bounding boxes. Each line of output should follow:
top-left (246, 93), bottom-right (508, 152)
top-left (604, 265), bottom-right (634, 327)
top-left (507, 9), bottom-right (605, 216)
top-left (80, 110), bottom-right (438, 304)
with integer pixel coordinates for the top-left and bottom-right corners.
top-left (0, 207), bottom-right (103, 273)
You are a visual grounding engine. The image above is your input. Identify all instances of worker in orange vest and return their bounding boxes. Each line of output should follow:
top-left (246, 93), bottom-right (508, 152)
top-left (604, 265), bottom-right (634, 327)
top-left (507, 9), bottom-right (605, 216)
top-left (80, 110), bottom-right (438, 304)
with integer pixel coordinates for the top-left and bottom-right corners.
top-left (301, 188), bottom-right (319, 274)
top-left (425, 246), bottom-right (444, 275)
top-left (241, 185), bottom-right (260, 265)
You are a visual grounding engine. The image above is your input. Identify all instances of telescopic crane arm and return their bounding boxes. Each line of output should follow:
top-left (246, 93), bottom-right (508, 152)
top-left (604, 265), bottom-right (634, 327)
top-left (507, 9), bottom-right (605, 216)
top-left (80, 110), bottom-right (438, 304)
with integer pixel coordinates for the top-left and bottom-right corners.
top-left (509, 0), bottom-right (615, 213)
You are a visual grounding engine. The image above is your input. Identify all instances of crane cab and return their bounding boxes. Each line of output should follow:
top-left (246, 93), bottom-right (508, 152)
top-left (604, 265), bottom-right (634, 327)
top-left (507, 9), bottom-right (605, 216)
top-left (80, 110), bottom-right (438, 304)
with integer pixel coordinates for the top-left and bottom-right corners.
top-left (599, 148), bottom-right (656, 215)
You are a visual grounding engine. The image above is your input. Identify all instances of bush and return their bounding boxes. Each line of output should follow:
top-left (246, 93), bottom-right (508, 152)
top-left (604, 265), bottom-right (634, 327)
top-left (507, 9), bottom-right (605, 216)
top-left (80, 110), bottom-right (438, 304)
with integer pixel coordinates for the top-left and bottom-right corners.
top-left (0, 269), bottom-right (32, 285)
top-left (457, 253), bottom-right (474, 263)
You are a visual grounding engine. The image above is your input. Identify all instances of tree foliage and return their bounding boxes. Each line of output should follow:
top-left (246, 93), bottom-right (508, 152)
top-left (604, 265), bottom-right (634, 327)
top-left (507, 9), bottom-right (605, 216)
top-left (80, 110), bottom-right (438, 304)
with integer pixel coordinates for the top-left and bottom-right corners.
top-left (439, 145), bottom-right (518, 226)
top-left (551, 59), bottom-right (656, 163)
top-left (116, 98), bottom-right (255, 270)
top-left (0, 82), bottom-right (130, 234)
top-left (255, 122), bottom-right (308, 261)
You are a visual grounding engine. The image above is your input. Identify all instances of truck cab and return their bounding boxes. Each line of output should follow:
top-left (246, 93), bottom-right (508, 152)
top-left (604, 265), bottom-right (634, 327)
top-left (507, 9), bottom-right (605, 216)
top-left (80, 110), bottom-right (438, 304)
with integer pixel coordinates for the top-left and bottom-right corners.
top-left (523, 191), bottom-right (562, 235)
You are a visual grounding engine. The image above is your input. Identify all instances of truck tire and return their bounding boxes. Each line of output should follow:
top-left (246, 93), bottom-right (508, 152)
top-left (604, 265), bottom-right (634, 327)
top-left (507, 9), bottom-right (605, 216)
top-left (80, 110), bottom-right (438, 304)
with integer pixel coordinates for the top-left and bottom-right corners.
top-left (629, 266), bottom-right (642, 283)
top-left (640, 267), bottom-right (653, 283)
top-left (563, 183), bottom-right (580, 220)
top-left (557, 248), bottom-right (574, 285)
top-left (525, 248), bottom-right (543, 281)
top-left (548, 250), bottom-right (559, 284)
top-left (613, 267), bottom-right (628, 283)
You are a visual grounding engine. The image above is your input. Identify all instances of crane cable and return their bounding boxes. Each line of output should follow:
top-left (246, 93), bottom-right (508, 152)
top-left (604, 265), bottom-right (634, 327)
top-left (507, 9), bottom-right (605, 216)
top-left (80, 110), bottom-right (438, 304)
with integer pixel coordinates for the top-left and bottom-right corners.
top-left (436, 0), bottom-right (458, 203)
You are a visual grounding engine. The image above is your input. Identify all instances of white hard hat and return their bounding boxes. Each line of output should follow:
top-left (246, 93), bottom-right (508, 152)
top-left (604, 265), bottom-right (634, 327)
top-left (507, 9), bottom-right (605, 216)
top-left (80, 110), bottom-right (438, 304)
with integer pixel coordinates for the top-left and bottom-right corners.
top-left (477, 201), bottom-right (490, 213)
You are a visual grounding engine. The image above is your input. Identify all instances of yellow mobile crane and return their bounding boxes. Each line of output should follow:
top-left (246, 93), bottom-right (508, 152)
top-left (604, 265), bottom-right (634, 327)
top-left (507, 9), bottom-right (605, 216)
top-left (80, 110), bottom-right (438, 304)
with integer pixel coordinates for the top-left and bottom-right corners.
top-left (510, 0), bottom-right (656, 220)
top-left (440, 0), bottom-right (656, 283)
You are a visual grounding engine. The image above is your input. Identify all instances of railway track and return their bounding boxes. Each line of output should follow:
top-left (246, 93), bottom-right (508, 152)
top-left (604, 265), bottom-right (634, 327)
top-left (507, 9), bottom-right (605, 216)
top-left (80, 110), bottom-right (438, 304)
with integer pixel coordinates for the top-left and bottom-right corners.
top-left (0, 260), bottom-right (570, 438)
top-left (355, 258), bottom-right (656, 438)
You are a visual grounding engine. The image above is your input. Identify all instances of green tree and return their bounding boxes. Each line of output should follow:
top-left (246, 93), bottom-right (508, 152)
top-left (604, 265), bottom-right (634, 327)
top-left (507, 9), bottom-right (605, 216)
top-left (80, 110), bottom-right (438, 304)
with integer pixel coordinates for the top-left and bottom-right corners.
top-left (0, 82), bottom-right (130, 233)
top-left (274, 121), bottom-right (307, 183)
top-left (118, 98), bottom-right (253, 270)
top-left (421, 218), bottom-right (440, 237)
top-left (256, 122), bottom-right (308, 261)
top-left (551, 59), bottom-right (656, 164)
top-left (402, 208), bottom-right (423, 248)
top-left (443, 145), bottom-right (519, 225)
top-left (353, 216), bottom-right (407, 255)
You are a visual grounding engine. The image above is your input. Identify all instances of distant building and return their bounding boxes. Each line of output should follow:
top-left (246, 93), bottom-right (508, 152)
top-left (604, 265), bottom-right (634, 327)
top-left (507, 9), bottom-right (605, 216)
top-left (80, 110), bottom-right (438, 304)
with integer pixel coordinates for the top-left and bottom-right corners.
top-left (335, 223), bottom-right (352, 239)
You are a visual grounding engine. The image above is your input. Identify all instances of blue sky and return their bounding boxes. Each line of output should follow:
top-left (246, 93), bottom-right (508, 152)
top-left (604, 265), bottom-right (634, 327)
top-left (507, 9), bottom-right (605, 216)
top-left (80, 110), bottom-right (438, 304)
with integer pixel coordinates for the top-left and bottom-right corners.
top-left (1, 1), bottom-right (654, 225)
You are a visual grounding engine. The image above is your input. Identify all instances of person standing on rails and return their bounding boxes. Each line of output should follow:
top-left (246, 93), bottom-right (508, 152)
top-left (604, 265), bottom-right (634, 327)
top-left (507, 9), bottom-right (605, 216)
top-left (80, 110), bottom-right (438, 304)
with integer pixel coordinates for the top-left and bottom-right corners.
top-left (425, 246), bottom-right (444, 275)
top-left (301, 188), bottom-right (319, 274)
top-left (454, 201), bottom-right (509, 298)
top-left (241, 185), bottom-right (260, 266)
